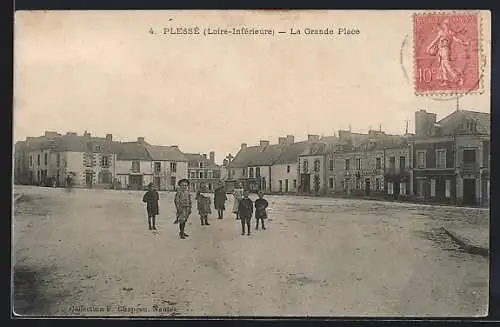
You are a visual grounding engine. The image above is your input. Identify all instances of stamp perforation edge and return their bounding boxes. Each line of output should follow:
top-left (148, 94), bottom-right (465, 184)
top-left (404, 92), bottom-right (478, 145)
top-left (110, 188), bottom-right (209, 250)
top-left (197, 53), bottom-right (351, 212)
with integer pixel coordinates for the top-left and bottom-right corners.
top-left (412, 10), bottom-right (486, 97)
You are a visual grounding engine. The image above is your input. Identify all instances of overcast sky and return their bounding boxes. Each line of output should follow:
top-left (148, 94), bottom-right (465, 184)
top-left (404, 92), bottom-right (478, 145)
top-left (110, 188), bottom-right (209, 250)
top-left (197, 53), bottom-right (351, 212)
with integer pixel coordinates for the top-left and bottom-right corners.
top-left (14, 11), bottom-right (491, 164)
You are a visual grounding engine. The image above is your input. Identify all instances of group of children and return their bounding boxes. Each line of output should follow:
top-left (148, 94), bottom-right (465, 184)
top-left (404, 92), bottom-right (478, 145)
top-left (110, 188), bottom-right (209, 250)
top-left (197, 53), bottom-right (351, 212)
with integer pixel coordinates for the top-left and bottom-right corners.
top-left (142, 179), bottom-right (269, 239)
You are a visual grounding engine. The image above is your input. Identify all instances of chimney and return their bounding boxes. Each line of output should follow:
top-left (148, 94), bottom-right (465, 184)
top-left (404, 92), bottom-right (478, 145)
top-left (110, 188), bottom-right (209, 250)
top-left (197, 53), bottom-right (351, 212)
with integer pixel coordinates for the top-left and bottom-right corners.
top-left (286, 135), bottom-right (294, 145)
top-left (203, 154), bottom-right (207, 161)
top-left (209, 151), bottom-right (215, 164)
top-left (137, 137), bottom-right (145, 143)
top-left (308, 134), bottom-right (320, 141)
top-left (260, 140), bottom-right (270, 147)
top-left (84, 131), bottom-right (91, 137)
top-left (241, 143), bottom-right (247, 150)
top-left (278, 137), bottom-right (287, 145)
top-left (106, 134), bottom-right (113, 142)
top-left (66, 131), bottom-right (77, 136)
top-left (44, 131), bottom-right (59, 137)
top-left (415, 109), bottom-right (437, 137)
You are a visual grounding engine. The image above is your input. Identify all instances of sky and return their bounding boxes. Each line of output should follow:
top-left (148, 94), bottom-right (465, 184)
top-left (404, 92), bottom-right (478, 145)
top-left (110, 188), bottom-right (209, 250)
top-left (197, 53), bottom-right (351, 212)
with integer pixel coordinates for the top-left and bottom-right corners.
top-left (13, 11), bottom-right (491, 164)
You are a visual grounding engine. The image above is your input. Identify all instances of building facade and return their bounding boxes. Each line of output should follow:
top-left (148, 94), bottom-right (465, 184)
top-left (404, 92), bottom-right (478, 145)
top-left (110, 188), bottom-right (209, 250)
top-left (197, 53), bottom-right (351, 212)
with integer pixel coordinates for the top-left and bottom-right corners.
top-left (185, 151), bottom-right (221, 192)
top-left (144, 143), bottom-right (188, 191)
top-left (409, 109), bottom-right (490, 207)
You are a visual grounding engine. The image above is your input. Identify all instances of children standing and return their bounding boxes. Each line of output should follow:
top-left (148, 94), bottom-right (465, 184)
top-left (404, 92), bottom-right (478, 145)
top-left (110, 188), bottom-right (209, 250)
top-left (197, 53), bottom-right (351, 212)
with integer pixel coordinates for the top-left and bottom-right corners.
top-left (196, 190), bottom-right (211, 226)
top-left (142, 182), bottom-right (160, 230)
top-left (238, 190), bottom-right (253, 236)
top-left (174, 179), bottom-right (192, 239)
top-left (213, 182), bottom-right (227, 219)
top-left (232, 183), bottom-right (244, 220)
top-left (254, 191), bottom-right (268, 230)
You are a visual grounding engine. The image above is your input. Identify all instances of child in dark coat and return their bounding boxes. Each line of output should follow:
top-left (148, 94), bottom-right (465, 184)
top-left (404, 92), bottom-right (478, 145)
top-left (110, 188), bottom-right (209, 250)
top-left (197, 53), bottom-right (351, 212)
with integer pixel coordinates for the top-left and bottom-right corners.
top-left (238, 190), bottom-right (253, 236)
top-left (142, 183), bottom-right (159, 230)
top-left (196, 190), bottom-right (212, 226)
top-left (254, 191), bottom-right (268, 230)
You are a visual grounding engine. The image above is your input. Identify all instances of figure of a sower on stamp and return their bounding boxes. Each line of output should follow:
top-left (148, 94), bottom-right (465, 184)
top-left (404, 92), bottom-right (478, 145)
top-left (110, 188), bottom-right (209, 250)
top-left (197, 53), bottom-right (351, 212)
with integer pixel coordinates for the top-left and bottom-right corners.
top-left (174, 178), bottom-right (192, 239)
top-left (425, 19), bottom-right (470, 87)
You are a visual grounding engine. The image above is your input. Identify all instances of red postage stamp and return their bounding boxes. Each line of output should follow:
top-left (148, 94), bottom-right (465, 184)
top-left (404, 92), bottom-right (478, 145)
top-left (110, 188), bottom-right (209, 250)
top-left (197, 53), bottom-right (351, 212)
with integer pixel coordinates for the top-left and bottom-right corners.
top-left (413, 12), bottom-right (481, 95)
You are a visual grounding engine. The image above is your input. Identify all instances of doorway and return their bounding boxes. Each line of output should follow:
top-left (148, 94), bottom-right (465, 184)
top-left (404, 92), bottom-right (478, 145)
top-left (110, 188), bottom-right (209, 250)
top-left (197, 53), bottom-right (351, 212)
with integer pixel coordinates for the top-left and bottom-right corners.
top-left (300, 174), bottom-right (310, 193)
top-left (364, 178), bottom-right (370, 196)
top-left (85, 172), bottom-right (93, 187)
top-left (463, 178), bottom-right (476, 205)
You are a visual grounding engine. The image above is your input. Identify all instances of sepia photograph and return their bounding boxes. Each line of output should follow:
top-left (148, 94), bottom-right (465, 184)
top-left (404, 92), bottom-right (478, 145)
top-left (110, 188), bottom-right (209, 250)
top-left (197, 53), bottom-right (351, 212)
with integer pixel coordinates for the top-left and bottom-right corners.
top-left (12, 10), bottom-right (491, 317)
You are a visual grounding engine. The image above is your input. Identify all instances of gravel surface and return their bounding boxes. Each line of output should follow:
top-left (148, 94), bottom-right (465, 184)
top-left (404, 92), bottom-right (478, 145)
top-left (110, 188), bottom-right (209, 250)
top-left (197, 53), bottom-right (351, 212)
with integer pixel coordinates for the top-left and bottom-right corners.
top-left (12, 186), bottom-right (489, 317)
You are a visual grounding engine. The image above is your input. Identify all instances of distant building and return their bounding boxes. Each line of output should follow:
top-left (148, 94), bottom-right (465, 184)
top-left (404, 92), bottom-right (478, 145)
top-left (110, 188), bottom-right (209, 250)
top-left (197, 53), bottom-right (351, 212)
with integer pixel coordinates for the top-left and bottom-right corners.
top-left (185, 151), bottom-right (221, 192)
top-left (409, 109), bottom-right (490, 206)
top-left (144, 143), bottom-right (188, 191)
top-left (272, 135), bottom-right (311, 194)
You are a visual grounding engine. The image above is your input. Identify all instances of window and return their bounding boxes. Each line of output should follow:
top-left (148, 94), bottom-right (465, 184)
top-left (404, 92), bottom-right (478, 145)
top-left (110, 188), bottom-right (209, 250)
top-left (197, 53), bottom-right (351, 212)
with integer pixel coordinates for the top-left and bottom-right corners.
top-left (356, 158), bottom-right (361, 170)
top-left (199, 171), bottom-right (203, 179)
top-left (29, 155), bottom-right (33, 166)
top-left (102, 156), bottom-right (111, 168)
top-left (199, 162), bottom-right (203, 168)
top-left (56, 153), bottom-right (60, 168)
top-left (242, 168), bottom-right (246, 177)
top-left (231, 169), bottom-right (235, 176)
top-left (430, 179), bottom-right (436, 197)
top-left (285, 179), bottom-right (289, 192)
top-left (208, 183), bottom-right (213, 191)
top-left (170, 162), bottom-right (177, 173)
top-left (131, 160), bottom-right (140, 172)
top-left (293, 179), bottom-right (297, 189)
top-left (85, 153), bottom-right (93, 168)
top-left (376, 158), bottom-right (381, 170)
top-left (37, 154), bottom-right (40, 166)
top-left (400, 182), bottom-right (406, 195)
top-left (279, 180), bottom-right (283, 192)
top-left (208, 171), bottom-right (213, 179)
top-left (287, 165), bottom-right (291, 173)
top-left (329, 159), bottom-right (334, 171)
top-left (190, 171), bottom-right (196, 179)
top-left (213, 170), bottom-right (220, 179)
top-left (170, 176), bottom-right (176, 187)
top-left (387, 182), bottom-right (394, 195)
top-left (463, 149), bottom-right (476, 163)
top-left (345, 159), bottom-right (350, 170)
top-left (154, 162), bottom-right (161, 173)
top-left (417, 151), bottom-right (426, 168)
top-left (389, 156), bottom-right (396, 171)
top-left (302, 160), bottom-right (309, 173)
top-left (445, 180), bottom-right (451, 198)
top-left (329, 177), bottom-right (334, 189)
top-left (249, 167), bottom-right (254, 178)
top-left (256, 167), bottom-right (261, 178)
top-left (436, 150), bottom-right (446, 169)
top-left (375, 178), bottom-right (380, 191)
top-left (399, 156), bottom-right (406, 172)
top-left (417, 179), bottom-right (425, 197)
top-left (44, 153), bottom-right (48, 166)
top-left (96, 145), bottom-right (102, 152)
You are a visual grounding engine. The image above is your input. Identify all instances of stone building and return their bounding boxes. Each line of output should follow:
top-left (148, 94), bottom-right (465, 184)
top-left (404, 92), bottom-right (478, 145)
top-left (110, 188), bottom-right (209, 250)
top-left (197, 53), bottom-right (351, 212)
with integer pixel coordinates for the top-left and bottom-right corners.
top-left (185, 151), bottom-right (221, 192)
top-left (409, 109), bottom-right (490, 206)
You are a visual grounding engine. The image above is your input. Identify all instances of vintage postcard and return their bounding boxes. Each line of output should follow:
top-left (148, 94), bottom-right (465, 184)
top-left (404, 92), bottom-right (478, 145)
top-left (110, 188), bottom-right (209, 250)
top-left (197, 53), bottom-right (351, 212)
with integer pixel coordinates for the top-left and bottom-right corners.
top-left (12, 10), bottom-right (491, 317)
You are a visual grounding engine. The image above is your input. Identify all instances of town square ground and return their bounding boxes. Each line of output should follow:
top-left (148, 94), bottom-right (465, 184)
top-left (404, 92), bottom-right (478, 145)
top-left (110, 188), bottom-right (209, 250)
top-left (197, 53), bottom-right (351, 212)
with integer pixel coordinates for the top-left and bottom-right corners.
top-left (13, 186), bottom-right (488, 317)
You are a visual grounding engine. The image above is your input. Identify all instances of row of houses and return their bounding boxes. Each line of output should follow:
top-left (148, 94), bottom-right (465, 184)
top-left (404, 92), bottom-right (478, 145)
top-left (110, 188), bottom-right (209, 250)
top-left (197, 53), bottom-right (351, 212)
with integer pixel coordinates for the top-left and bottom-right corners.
top-left (223, 109), bottom-right (490, 207)
top-left (13, 133), bottom-right (222, 192)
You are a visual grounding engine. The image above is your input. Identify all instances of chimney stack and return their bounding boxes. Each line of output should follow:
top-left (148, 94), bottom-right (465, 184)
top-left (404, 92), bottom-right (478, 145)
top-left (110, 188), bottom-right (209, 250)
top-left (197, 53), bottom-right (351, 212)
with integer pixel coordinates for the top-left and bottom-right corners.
top-left (84, 131), bottom-right (91, 137)
top-left (308, 134), bottom-right (320, 141)
top-left (137, 137), bottom-right (145, 143)
top-left (106, 134), bottom-right (113, 142)
top-left (286, 135), bottom-right (294, 145)
top-left (260, 140), bottom-right (270, 147)
top-left (415, 109), bottom-right (437, 137)
top-left (278, 137), bottom-right (287, 145)
top-left (241, 143), bottom-right (247, 150)
top-left (209, 151), bottom-right (215, 164)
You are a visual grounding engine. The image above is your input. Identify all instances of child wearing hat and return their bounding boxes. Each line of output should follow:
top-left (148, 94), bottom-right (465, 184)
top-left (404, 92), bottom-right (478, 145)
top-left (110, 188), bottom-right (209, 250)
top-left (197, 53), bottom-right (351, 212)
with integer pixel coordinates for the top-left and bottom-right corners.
top-left (238, 190), bottom-right (254, 235)
top-left (174, 178), bottom-right (192, 239)
top-left (254, 191), bottom-right (268, 230)
top-left (142, 182), bottom-right (159, 230)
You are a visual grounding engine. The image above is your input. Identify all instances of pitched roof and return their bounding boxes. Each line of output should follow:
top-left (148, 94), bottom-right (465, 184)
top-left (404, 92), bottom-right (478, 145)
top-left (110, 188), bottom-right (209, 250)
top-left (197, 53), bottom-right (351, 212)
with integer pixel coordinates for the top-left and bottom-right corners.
top-left (275, 141), bottom-right (313, 164)
top-left (144, 144), bottom-right (188, 162)
top-left (113, 142), bottom-right (152, 161)
top-left (184, 153), bottom-right (218, 168)
top-left (355, 135), bottom-right (408, 151)
top-left (25, 135), bottom-right (115, 153)
top-left (229, 144), bottom-right (285, 168)
top-left (437, 110), bottom-right (490, 135)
